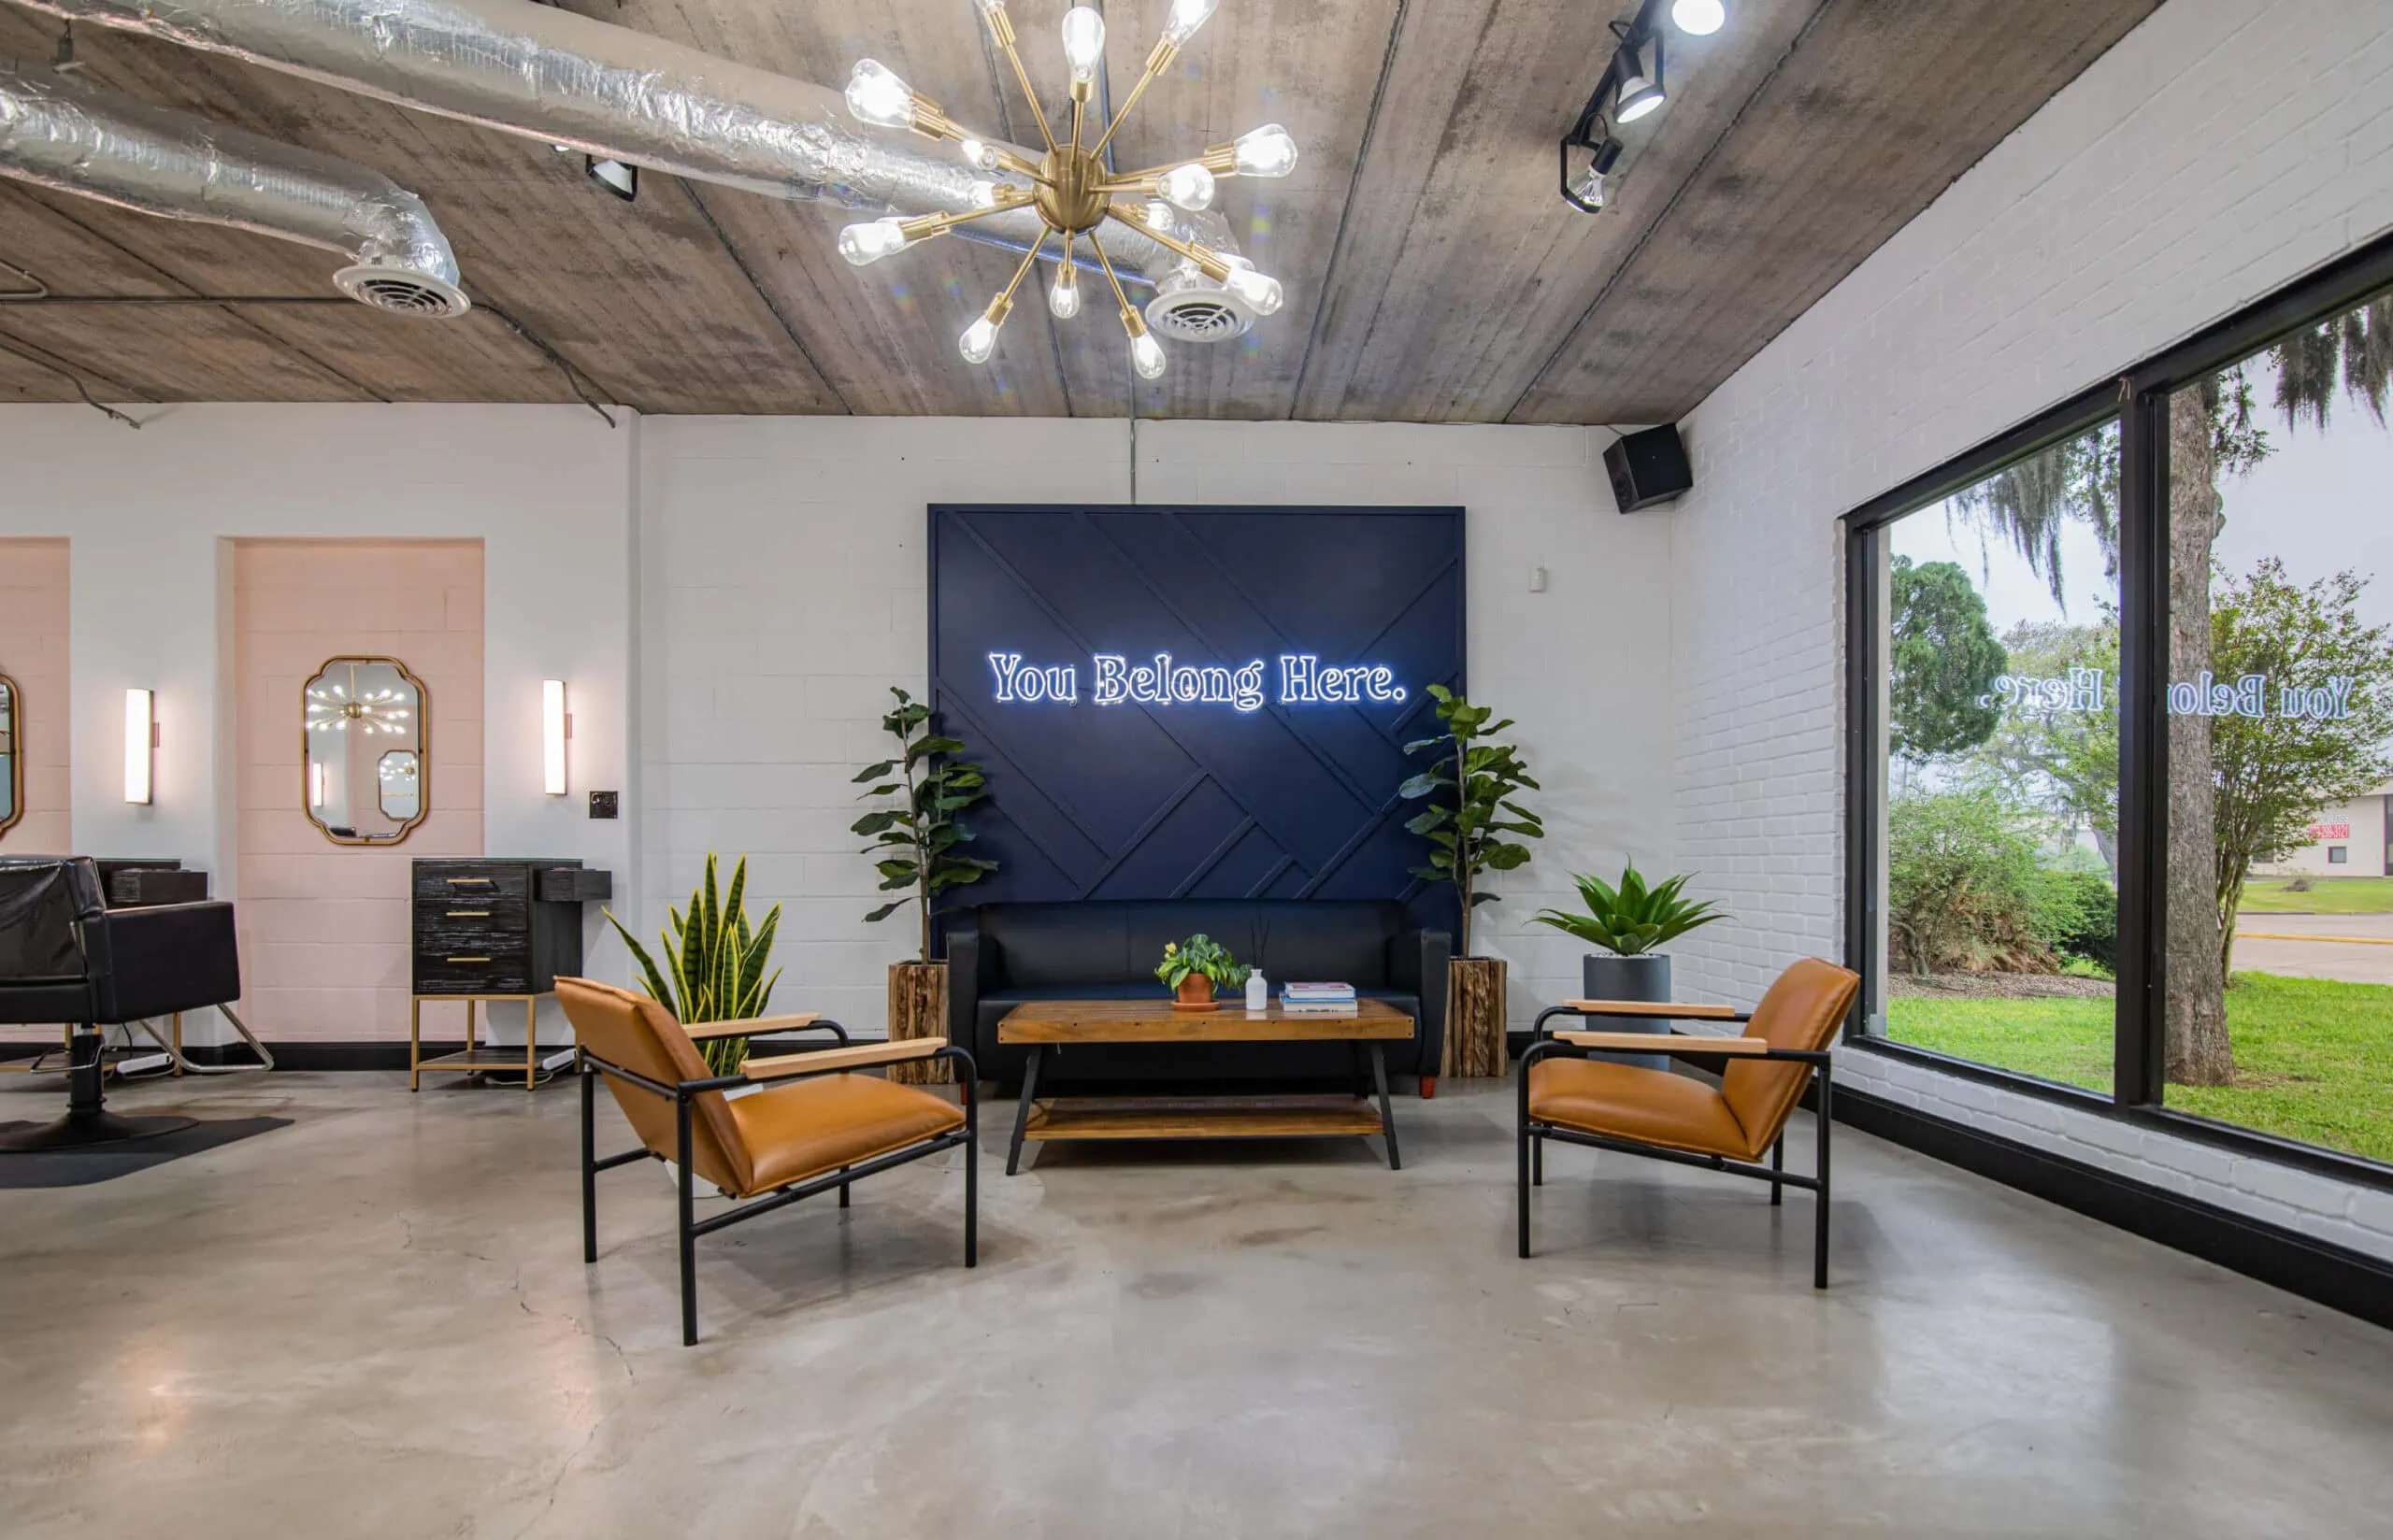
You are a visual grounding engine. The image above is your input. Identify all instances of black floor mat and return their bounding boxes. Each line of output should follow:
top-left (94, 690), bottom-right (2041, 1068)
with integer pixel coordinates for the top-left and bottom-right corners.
top-left (0, 1117), bottom-right (292, 1188)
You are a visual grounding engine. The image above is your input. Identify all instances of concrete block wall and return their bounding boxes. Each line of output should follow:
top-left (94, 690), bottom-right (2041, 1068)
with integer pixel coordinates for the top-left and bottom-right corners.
top-left (0, 404), bottom-right (638, 1045)
top-left (1667, 0), bottom-right (2393, 1259)
top-left (637, 416), bottom-right (1670, 1037)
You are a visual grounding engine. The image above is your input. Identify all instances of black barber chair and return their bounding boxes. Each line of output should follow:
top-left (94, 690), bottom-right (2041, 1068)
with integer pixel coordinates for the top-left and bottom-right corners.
top-left (0, 857), bottom-right (244, 1151)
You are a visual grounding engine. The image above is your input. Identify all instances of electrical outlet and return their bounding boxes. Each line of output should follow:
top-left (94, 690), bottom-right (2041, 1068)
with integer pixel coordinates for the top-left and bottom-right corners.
top-left (588, 790), bottom-right (619, 820)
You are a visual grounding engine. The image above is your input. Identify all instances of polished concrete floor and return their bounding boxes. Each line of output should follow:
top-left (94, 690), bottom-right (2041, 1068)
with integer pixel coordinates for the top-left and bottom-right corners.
top-left (4, 1071), bottom-right (2391, 1538)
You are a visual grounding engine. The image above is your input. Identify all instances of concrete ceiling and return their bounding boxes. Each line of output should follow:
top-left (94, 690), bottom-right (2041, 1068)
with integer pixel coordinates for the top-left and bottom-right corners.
top-left (0, 0), bottom-right (2159, 421)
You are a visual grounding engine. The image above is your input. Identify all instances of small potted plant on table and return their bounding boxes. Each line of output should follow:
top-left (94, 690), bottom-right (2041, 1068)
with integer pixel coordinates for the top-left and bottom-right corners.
top-left (1154, 934), bottom-right (1250, 1012)
top-left (1532, 863), bottom-right (1727, 1069)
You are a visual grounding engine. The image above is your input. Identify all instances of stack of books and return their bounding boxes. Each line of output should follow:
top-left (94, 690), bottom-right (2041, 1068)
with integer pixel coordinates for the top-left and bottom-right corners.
top-left (1281, 981), bottom-right (1358, 1016)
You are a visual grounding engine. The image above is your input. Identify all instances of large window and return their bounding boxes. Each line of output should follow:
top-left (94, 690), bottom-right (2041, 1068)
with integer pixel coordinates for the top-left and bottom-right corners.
top-left (1847, 241), bottom-right (2393, 1182)
top-left (1864, 421), bottom-right (2121, 1092)
top-left (2160, 285), bottom-right (2393, 1165)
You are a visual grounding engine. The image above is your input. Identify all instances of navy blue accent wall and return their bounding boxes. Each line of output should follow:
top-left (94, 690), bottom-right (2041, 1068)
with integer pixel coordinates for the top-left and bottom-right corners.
top-left (928, 504), bottom-right (1465, 924)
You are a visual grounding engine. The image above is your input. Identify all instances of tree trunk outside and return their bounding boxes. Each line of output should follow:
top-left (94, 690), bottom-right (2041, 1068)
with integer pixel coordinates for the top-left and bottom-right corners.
top-left (886, 961), bottom-right (952, 1086)
top-left (1444, 956), bottom-right (1506, 1078)
top-left (2165, 388), bottom-right (2235, 1087)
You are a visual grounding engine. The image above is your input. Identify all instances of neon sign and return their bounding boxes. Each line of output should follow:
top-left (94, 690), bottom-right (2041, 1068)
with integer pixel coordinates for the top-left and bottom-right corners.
top-left (1977, 669), bottom-right (2357, 721)
top-left (989, 651), bottom-right (1409, 712)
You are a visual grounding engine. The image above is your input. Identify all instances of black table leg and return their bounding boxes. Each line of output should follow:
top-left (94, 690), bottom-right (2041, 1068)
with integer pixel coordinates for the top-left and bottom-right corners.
top-left (1006, 1043), bottom-right (1045, 1176)
top-left (1368, 1043), bottom-right (1400, 1171)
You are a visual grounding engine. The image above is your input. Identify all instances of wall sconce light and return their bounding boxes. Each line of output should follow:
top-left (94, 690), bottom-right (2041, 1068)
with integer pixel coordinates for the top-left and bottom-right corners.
top-left (542, 679), bottom-right (568, 796)
top-left (123, 687), bottom-right (153, 805)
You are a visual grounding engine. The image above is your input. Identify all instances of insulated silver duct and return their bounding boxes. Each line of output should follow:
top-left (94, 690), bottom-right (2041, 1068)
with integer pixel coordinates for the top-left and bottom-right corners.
top-left (14, 0), bottom-right (1213, 289)
top-left (0, 59), bottom-right (466, 315)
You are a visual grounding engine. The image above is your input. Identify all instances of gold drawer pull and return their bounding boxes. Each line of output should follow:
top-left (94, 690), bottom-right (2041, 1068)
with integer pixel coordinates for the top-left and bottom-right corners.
top-left (445, 877), bottom-right (493, 886)
top-left (446, 956), bottom-right (493, 963)
top-left (446, 910), bottom-right (491, 919)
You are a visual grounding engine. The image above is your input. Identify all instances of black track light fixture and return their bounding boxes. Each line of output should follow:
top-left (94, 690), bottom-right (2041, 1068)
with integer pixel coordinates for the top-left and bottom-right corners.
top-left (586, 156), bottom-right (637, 202)
top-left (1560, 126), bottom-right (1623, 214)
top-left (1557, 0), bottom-right (1717, 212)
top-left (1612, 26), bottom-right (1666, 122)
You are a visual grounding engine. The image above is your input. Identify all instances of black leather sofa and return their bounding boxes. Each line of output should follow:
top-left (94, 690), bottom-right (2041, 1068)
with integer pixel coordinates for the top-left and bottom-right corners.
top-left (947, 899), bottom-right (1450, 1091)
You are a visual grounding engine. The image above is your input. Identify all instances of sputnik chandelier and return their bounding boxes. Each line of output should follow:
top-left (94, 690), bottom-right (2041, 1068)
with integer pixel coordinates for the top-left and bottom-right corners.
top-left (837, 0), bottom-right (1298, 379)
top-left (306, 681), bottom-right (412, 736)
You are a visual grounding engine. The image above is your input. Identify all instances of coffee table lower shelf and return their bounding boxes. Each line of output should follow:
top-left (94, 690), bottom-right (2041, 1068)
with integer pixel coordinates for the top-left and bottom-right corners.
top-left (1023, 1094), bottom-right (1388, 1143)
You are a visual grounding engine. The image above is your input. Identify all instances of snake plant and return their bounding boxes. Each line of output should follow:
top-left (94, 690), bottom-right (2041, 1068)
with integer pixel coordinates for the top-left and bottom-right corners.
top-left (605, 852), bottom-right (781, 1075)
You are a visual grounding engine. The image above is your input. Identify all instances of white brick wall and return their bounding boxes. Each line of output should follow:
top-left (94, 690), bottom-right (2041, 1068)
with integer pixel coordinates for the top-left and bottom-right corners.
top-left (1669, 0), bottom-right (2393, 1259)
top-left (638, 416), bottom-right (1674, 1035)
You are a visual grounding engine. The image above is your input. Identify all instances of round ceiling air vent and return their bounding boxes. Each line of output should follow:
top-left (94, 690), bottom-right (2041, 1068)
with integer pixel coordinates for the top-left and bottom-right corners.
top-left (333, 265), bottom-right (471, 320)
top-left (1144, 264), bottom-right (1255, 344)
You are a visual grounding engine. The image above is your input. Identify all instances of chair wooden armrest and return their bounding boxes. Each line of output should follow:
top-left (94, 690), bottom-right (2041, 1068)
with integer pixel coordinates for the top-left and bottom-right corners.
top-left (740, 1038), bottom-right (941, 1079)
top-left (681, 1012), bottom-right (823, 1041)
top-left (1553, 1030), bottom-right (1772, 1055)
top-left (1559, 999), bottom-right (1743, 1020)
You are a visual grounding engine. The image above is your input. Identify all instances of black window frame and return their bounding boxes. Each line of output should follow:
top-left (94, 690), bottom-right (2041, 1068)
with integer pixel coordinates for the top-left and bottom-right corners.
top-left (1843, 230), bottom-right (2393, 1193)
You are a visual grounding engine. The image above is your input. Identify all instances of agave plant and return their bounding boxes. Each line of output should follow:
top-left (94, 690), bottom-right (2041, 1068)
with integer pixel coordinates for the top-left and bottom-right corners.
top-left (604, 852), bottom-right (782, 1075)
top-left (1532, 863), bottom-right (1727, 957)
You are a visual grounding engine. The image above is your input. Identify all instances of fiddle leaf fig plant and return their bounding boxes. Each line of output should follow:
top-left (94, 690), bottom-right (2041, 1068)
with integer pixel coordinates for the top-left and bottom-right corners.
top-left (1532, 863), bottom-right (1727, 957)
top-left (1153, 934), bottom-right (1251, 991)
top-left (853, 686), bottom-right (997, 962)
top-left (1398, 683), bottom-right (1543, 956)
top-left (604, 852), bottom-right (781, 1076)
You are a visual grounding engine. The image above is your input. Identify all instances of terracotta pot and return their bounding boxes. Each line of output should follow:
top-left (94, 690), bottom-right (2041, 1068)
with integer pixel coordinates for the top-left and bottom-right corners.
top-left (1173, 972), bottom-right (1219, 1011)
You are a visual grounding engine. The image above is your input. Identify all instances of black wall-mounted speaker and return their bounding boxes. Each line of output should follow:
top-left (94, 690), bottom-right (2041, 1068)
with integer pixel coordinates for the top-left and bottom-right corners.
top-left (1604, 424), bottom-right (1693, 512)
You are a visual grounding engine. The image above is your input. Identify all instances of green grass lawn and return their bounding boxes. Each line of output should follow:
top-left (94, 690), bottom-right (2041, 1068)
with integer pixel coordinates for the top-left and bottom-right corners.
top-left (2238, 877), bottom-right (2393, 914)
top-left (1886, 970), bottom-right (2393, 1165)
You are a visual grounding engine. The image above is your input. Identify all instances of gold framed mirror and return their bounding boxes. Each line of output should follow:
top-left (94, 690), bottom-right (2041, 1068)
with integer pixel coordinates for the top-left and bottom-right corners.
top-left (0, 671), bottom-right (21, 840)
top-left (304, 656), bottom-right (429, 845)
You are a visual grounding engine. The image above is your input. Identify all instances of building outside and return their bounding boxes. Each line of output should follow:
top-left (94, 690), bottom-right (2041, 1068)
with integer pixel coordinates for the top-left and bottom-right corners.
top-left (2252, 782), bottom-right (2393, 878)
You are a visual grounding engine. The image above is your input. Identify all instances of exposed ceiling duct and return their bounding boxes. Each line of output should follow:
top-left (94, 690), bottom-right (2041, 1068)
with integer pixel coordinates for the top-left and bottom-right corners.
top-left (0, 58), bottom-right (466, 315)
top-left (11, 0), bottom-right (1225, 298)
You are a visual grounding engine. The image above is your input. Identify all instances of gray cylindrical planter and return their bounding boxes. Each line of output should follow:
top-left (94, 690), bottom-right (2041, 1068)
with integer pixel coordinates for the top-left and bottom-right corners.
top-left (1580, 953), bottom-right (1672, 1072)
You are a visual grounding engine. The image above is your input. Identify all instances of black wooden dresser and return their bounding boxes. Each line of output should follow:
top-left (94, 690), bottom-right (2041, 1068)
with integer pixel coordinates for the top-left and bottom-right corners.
top-left (409, 858), bottom-right (611, 1091)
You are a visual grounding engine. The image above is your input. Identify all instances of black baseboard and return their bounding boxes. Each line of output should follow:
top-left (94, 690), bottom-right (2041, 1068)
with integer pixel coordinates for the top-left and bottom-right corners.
top-left (1836, 1087), bottom-right (2393, 1333)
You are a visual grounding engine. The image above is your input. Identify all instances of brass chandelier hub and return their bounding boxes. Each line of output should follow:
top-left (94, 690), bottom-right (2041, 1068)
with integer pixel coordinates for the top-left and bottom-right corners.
top-left (1033, 146), bottom-right (1111, 234)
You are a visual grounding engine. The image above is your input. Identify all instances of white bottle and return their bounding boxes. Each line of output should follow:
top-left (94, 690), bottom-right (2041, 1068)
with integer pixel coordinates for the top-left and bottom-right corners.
top-left (1246, 969), bottom-right (1268, 1011)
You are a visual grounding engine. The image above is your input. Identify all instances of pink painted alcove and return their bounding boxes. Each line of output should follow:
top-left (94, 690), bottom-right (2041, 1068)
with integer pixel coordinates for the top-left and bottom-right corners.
top-left (234, 540), bottom-right (483, 1042)
top-left (0, 538), bottom-right (71, 1048)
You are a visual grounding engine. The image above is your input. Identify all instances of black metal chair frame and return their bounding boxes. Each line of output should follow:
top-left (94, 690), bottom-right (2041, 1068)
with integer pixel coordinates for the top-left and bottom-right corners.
top-left (579, 1025), bottom-right (981, 1345)
top-left (1519, 1004), bottom-right (1834, 1288)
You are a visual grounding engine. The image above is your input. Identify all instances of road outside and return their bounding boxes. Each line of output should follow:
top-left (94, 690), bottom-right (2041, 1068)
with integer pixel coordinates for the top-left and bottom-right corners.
top-left (2233, 912), bottom-right (2393, 986)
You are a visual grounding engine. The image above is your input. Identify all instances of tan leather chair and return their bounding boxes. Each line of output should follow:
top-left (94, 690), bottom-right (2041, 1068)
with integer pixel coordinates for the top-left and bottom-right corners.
top-left (1518, 957), bottom-right (1860, 1286)
top-left (558, 977), bottom-right (977, 1344)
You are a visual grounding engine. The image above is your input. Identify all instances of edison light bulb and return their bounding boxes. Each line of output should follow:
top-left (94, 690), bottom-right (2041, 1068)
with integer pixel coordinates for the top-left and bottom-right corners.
top-left (1231, 123), bottom-right (1298, 178)
top-left (845, 59), bottom-right (915, 130)
top-left (959, 137), bottom-right (1000, 172)
top-left (1129, 332), bottom-right (1167, 380)
top-left (1145, 201), bottom-right (1173, 232)
top-left (838, 218), bottom-right (910, 265)
top-left (960, 314), bottom-right (1000, 364)
top-left (1671, 0), bottom-right (1726, 36)
top-left (1157, 163), bottom-right (1216, 212)
top-left (1049, 264), bottom-right (1082, 319)
top-left (1221, 261), bottom-right (1282, 317)
top-left (1569, 164), bottom-right (1606, 209)
top-left (1164, 0), bottom-right (1220, 47)
top-left (1062, 7), bottom-right (1106, 85)
top-left (967, 180), bottom-right (1000, 209)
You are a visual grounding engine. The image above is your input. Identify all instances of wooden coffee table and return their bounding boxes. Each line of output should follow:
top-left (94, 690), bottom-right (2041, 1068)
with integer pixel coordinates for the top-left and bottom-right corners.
top-left (997, 998), bottom-right (1412, 1174)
